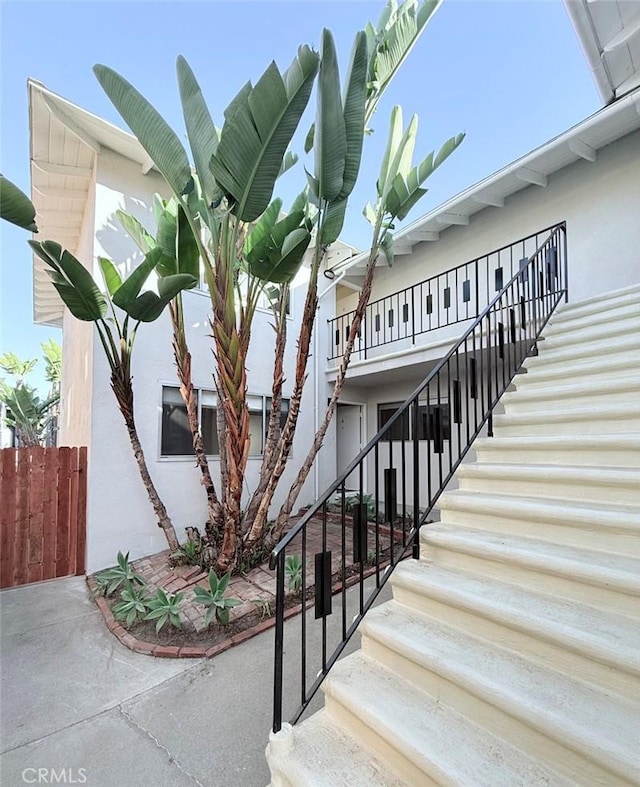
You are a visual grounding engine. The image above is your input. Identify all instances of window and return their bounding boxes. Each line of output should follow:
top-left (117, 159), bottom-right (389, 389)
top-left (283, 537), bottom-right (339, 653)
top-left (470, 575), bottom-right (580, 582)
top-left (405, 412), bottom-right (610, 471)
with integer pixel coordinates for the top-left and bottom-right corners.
top-left (378, 403), bottom-right (410, 441)
top-left (377, 401), bottom-right (450, 444)
top-left (161, 387), bottom-right (196, 456)
top-left (161, 386), bottom-right (289, 457)
top-left (416, 403), bottom-right (451, 442)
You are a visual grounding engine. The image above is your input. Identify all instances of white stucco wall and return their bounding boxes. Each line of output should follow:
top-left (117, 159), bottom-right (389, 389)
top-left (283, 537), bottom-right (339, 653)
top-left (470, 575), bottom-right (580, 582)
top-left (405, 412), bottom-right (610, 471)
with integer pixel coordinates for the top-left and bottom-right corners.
top-left (58, 168), bottom-right (96, 448)
top-left (360, 130), bottom-right (640, 314)
top-left (82, 148), bottom-right (320, 572)
top-left (317, 128), bottom-right (640, 505)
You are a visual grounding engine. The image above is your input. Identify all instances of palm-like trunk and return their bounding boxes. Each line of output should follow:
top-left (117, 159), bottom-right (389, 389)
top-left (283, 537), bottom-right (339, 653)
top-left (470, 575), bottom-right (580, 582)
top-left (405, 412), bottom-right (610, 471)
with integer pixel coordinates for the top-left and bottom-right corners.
top-left (169, 300), bottom-right (223, 539)
top-left (273, 251), bottom-right (378, 535)
top-left (242, 249), bottom-right (324, 547)
top-left (111, 366), bottom-right (180, 552)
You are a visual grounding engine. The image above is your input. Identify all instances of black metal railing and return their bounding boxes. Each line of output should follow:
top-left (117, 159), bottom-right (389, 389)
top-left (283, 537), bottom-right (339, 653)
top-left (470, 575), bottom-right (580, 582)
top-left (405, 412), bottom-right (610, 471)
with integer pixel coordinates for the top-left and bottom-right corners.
top-left (271, 222), bottom-right (567, 732)
top-left (328, 223), bottom-right (566, 361)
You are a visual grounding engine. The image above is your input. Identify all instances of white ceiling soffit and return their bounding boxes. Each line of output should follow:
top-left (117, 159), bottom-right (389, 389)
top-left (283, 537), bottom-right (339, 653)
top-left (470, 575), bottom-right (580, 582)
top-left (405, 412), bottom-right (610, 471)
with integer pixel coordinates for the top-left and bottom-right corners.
top-left (334, 85), bottom-right (640, 275)
top-left (29, 80), bottom-right (159, 326)
top-left (564, 0), bottom-right (640, 104)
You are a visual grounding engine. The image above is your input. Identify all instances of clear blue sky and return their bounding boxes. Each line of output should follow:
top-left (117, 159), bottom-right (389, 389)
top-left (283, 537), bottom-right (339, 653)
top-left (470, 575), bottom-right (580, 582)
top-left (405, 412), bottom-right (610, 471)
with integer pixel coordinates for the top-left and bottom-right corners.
top-left (1, 0), bottom-right (599, 394)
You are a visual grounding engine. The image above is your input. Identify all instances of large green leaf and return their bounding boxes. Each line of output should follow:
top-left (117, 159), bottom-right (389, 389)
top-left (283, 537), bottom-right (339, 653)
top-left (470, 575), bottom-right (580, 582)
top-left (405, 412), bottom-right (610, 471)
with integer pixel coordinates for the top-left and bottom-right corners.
top-left (176, 204), bottom-right (199, 285)
top-left (116, 210), bottom-right (154, 254)
top-left (243, 198), bottom-right (282, 259)
top-left (29, 240), bottom-right (106, 321)
top-left (112, 248), bottom-right (163, 312)
top-left (94, 65), bottom-right (192, 196)
top-left (211, 46), bottom-right (319, 222)
top-left (315, 30), bottom-right (346, 202)
top-left (338, 30), bottom-right (368, 199)
top-left (98, 257), bottom-right (123, 297)
top-left (112, 247), bottom-right (196, 322)
top-left (0, 175), bottom-right (38, 232)
top-left (320, 197), bottom-right (348, 245)
top-left (246, 211), bottom-right (311, 284)
top-left (385, 132), bottom-right (465, 221)
top-left (176, 56), bottom-right (221, 206)
top-left (366, 0), bottom-right (441, 123)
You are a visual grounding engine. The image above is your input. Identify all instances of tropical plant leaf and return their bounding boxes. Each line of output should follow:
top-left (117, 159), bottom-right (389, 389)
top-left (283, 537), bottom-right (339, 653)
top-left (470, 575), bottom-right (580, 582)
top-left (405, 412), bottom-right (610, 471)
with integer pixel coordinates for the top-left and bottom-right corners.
top-left (366, 0), bottom-right (441, 123)
top-left (211, 46), bottom-right (319, 222)
top-left (176, 56), bottom-right (221, 206)
top-left (380, 232), bottom-right (394, 267)
top-left (29, 240), bottom-right (106, 321)
top-left (246, 210), bottom-right (311, 284)
top-left (315, 30), bottom-right (346, 202)
top-left (98, 257), bottom-right (123, 297)
top-left (243, 198), bottom-right (282, 259)
top-left (319, 197), bottom-right (348, 245)
top-left (338, 30), bottom-right (368, 199)
top-left (176, 205), bottom-right (199, 285)
top-left (278, 151), bottom-right (298, 179)
top-left (0, 175), bottom-right (38, 232)
top-left (93, 65), bottom-right (192, 197)
top-left (116, 210), bottom-right (154, 254)
top-left (112, 248), bottom-right (162, 312)
top-left (385, 131), bottom-right (465, 221)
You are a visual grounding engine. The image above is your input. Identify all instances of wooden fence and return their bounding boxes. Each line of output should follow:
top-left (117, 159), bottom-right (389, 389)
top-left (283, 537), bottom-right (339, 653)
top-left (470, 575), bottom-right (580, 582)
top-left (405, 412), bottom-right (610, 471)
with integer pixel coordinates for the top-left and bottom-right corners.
top-left (0, 446), bottom-right (87, 589)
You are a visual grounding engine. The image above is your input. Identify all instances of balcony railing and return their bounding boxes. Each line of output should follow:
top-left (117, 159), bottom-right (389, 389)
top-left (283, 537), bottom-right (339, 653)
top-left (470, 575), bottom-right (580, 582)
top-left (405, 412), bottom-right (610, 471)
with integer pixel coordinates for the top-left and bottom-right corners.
top-left (328, 223), bottom-right (566, 361)
top-left (271, 222), bottom-right (568, 732)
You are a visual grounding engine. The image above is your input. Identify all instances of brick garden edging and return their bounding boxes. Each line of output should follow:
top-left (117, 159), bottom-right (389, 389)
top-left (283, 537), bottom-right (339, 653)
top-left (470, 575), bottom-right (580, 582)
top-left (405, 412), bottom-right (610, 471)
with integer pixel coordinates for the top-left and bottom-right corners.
top-left (87, 574), bottom-right (308, 659)
top-left (86, 561), bottom-right (387, 659)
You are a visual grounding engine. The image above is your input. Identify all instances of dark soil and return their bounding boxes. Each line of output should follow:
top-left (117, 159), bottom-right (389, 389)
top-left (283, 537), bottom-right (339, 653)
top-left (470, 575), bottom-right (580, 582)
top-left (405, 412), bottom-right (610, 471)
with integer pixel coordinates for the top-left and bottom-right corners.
top-left (123, 609), bottom-right (267, 648)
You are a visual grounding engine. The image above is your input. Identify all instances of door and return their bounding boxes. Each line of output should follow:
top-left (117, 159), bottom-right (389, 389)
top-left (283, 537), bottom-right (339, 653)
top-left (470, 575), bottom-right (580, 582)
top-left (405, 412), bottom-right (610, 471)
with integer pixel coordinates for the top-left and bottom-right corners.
top-left (336, 403), bottom-right (363, 491)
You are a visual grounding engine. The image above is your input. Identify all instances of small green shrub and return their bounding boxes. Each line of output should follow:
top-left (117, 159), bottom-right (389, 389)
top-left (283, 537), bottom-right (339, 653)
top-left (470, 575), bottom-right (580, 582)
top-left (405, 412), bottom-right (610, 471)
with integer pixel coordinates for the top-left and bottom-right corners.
top-left (144, 588), bottom-right (184, 632)
top-left (192, 570), bottom-right (242, 626)
top-left (285, 554), bottom-right (303, 594)
top-left (345, 493), bottom-right (376, 521)
top-left (178, 537), bottom-right (203, 566)
top-left (112, 582), bottom-right (151, 627)
top-left (92, 551), bottom-right (145, 598)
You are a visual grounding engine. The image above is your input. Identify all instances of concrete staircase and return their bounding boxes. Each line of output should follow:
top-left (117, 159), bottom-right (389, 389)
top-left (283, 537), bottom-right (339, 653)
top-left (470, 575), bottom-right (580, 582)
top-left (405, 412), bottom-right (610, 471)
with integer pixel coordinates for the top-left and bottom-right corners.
top-left (266, 284), bottom-right (640, 786)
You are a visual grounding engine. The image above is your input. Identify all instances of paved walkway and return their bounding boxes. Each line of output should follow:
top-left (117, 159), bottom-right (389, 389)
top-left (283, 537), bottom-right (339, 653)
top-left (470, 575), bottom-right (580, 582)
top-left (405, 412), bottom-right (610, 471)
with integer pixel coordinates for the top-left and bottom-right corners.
top-left (1, 574), bottom-right (390, 786)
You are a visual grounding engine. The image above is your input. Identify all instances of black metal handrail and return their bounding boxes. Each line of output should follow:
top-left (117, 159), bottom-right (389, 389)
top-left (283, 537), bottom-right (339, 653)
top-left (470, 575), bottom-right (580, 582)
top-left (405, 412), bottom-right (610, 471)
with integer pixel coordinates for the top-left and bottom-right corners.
top-left (271, 221), bottom-right (568, 732)
top-left (328, 223), bottom-right (565, 361)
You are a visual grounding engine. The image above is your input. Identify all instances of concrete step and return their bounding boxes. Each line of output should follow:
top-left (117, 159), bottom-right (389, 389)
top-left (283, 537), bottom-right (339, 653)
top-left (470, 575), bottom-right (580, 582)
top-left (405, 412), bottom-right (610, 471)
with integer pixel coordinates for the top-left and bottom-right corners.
top-left (523, 332), bottom-right (640, 371)
top-left (544, 300), bottom-right (640, 339)
top-left (492, 403), bottom-right (640, 435)
top-left (360, 602), bottom-right (640, 785)
top-left (266, 712), bottom-right (407, 787)
top-left (471, 434), bottom-right (640, 467)
top-left (390, 561), bottom-right (640, 697)
top-left (541, 315), bottom-right (640, 351)
top-left (513, 351), bottom-right (640, 389)
top-left (322, 651), bottom-right (573, 787)
top-left (551, 284), bottom-right (640, 325)
top-left (504, 374), bottom-right (640, 412)
top-left (455, 462), bottom-right (640, 505)
top-left (420, 524), bottom-right (640, 615)
top-left (437, 489), bottom-right (640, 553)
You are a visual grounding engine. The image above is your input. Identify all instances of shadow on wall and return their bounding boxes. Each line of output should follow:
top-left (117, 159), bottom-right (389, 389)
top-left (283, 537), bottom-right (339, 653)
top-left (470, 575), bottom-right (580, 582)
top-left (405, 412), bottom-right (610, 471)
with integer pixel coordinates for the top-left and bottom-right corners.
top-left (95, 195), bottom-right (152, 279)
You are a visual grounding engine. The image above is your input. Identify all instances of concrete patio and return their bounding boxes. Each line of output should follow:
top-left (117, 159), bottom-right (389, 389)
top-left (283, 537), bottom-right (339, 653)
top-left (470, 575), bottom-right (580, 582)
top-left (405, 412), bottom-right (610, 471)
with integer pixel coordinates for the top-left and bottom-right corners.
top-left (0, 573), bottom-right (388, 786)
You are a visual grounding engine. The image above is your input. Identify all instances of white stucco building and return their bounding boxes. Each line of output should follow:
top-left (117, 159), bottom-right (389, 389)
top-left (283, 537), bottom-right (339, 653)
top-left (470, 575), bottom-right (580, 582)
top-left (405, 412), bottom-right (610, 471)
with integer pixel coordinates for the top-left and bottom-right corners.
top-left (29, 0), bottom-right (639, 575)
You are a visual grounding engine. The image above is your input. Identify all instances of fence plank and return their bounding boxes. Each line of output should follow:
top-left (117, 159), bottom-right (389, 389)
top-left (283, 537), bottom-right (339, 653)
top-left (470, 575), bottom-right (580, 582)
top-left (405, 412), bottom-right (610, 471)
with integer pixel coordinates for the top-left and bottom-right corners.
top-left (75, 447), bottom-right (88, 576)
top-left (42, 448), bottom-right (59, 580)
top-left (27, 447), bottom-right (46, 584)
top-left (68, 449), bottom-right (79, 576)
top-left (1, 446), bottom-right (87, 587)
top-left (55, 447), bottom-right (71, 578)
top-left (0, 450), bottom-right (18, 589)
top-left (13, 450), bottom-right (31, 587)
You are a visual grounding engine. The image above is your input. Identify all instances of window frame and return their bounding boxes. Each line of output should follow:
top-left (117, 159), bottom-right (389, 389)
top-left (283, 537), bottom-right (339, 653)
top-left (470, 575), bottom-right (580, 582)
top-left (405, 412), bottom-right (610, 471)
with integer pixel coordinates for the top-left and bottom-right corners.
top-left (158, 384), bottom-right (291, 460)
top-left (377, 399), bottom-right (451, 443)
